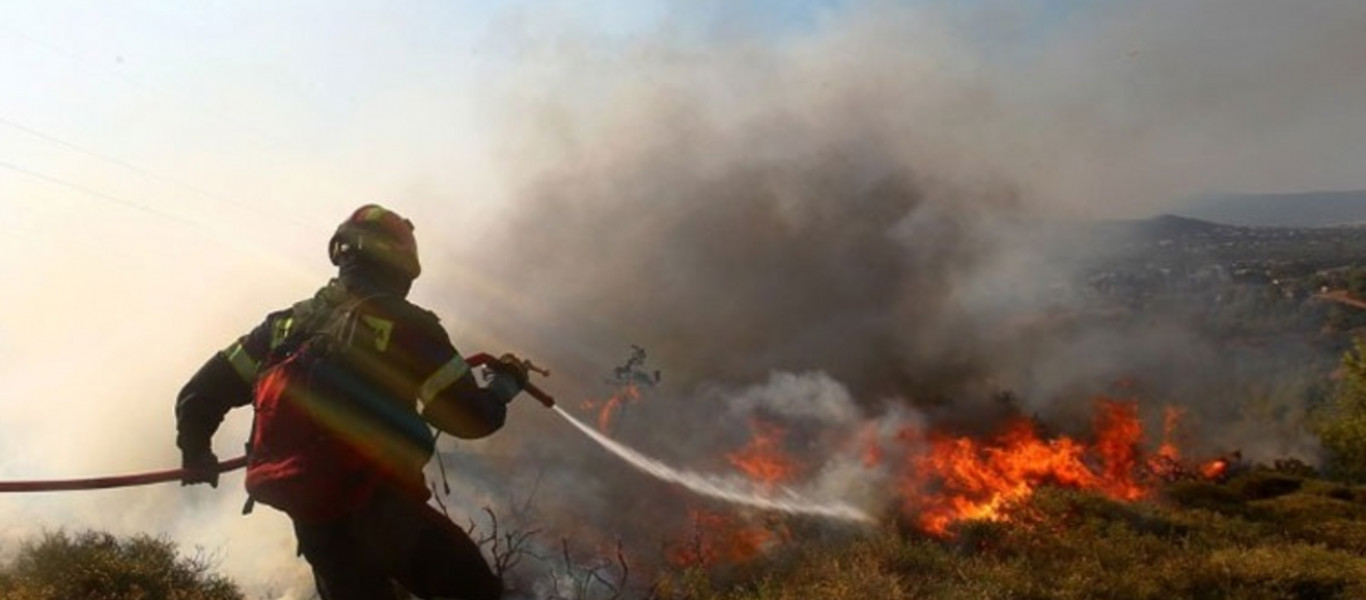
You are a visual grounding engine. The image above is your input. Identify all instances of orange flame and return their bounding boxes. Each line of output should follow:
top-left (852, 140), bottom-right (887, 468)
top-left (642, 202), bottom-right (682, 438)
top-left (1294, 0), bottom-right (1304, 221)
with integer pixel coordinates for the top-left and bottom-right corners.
top-left (667, 509), bottom-right (789, 567)
top-left (900, 398), bottom-right (1156, 536)
top-left (858, 422), bottom-right (886, 469)
top-left (1156, 406), bottom-right (1185, 462)
top-left (726, 418), bottom-right (801, 491)
top-left (1200, 458), bottom-right (1229, 480)
top-left (580, 385), bottom-right (641, 433)
top-left (1143, 406), bottom-right (1186, 480)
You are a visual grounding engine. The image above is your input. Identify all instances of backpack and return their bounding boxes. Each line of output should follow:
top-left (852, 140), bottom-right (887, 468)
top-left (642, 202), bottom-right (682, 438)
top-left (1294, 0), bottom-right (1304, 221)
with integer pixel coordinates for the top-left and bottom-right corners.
top-left (243, 291), bottom-right (434, 522)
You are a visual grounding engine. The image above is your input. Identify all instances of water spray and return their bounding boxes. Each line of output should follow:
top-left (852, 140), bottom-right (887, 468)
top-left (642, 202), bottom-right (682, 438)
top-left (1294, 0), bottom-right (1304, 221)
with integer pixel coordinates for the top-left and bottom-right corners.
top-left (486, 351), bottom-right (873, 523)
top-left (552, 406), bottom-right (874, 523)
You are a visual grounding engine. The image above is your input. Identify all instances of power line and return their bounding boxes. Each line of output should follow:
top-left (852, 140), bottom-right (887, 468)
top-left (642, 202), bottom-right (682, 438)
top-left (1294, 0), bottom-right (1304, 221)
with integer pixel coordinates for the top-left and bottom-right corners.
top-left (0, 21), bottom-right (301, 152)
top-left (0, 157), bottom-right (320, 279)
top-left (0, 157), bottom-right (197, 228)
top-left (0, 113), bottom-right (317, 231)
top-left (0, 22), bottom-right (349, 229)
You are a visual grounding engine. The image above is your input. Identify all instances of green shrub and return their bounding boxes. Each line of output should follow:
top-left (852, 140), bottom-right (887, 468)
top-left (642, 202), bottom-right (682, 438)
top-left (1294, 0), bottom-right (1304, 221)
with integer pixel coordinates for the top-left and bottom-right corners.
top-left (657, 482), bottom-right (1366, 600)
top-left (1270, 458), bottom-right (1319, 478)
top-left (1315, 337), bottom-right (1366, 482)
top-left (1163, 480), bottom-right (1250, 516)
top-left (1291, 519), bottom-right (1366, 554)
top-left (0, 530), bottom-right (243, 600)
top-left (1231, 471), bottom-right (1304, 500)
top-left (1188, 544), bottom-right (1366, 599)
top-left (1255, 491), bottom-right (1366, 524)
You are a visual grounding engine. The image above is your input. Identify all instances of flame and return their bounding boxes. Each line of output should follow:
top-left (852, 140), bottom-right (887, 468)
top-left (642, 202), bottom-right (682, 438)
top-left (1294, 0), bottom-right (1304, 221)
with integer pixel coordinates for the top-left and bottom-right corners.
top-left (1093, 399), bottom-right (1146, 500)
top-left (666, 419), bottom-right (803, 568)
top-left (858, 422), bottom-right (886, 469)
top-left (580, 384), bottom-right (641, 433)
top-left (726, 418), bottom-right (801, 491)
top-left (1200, 458), bottom-right (1229, 480)
top-left (900, 398), bottom-right (1156, 536)
top-left (667, 509), bottom-right (789, 567)
top-left (1144, 406), bottom-right (1186, 480)
top-left (1156, 406), bottom-right (1185, 462)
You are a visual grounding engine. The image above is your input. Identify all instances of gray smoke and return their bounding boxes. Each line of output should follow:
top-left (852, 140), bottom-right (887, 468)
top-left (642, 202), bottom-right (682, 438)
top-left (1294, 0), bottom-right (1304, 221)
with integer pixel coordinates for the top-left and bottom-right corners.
top-left (408, 2), bottom-right (1366, 589)
top-left (443, 0), bottom-right (1365, 411)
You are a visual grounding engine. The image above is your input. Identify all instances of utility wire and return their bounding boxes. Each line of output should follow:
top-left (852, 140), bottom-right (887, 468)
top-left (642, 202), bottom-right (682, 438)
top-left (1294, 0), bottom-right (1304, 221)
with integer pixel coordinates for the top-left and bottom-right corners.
top-left (0, 22), bottom-right (301, 152)
top-left (0, 113), bottom-right (317, 232)
top-left (0, 22), bottom-right (346, 230)
top-left (0, 157), bottom-right (319, 284)
top-left (0, 157), bottom-right (197, 228)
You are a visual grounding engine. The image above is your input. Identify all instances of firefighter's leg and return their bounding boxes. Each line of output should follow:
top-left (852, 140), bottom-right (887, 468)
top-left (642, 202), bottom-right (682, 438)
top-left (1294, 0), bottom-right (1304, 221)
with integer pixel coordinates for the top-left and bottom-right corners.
top-left (393, 501), bottom-right (503, 600)
top-left (293, 517), bottom-right (400, 600)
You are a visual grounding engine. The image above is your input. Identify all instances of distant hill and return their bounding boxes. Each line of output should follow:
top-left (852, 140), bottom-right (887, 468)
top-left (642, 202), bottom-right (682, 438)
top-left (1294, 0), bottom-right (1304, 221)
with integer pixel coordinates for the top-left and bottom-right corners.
top-left (1128, 214), bottom-right (1227, 237)
top-left (1082, 214), bottom-right (1229, 245)
top-left (1174, 190), bottom-right (1366, 228)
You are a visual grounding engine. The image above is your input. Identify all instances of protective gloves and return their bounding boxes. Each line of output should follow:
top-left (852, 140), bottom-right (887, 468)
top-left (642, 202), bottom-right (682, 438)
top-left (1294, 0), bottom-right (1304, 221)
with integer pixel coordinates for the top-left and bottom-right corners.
top-left (180, 449), bottom-right (220, 488)
top-left (487, 353), bottom-right (530, 403)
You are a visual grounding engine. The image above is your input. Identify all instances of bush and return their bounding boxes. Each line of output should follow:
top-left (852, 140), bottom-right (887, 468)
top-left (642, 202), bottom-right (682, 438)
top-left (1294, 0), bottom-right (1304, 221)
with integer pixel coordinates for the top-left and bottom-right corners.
top-left (1189, 544), bottom-right (1366, 599)
top-left (1316, 337), bottom-right (1366, 482)
top-left (1231, 471), bottom-right (1304, 501)
top-left (660, 484), bottom-right (1366, 600)
top-left (0, 530), bottom-right (243, 600)
top-left (1163, 480), bottom-right (1249, 516)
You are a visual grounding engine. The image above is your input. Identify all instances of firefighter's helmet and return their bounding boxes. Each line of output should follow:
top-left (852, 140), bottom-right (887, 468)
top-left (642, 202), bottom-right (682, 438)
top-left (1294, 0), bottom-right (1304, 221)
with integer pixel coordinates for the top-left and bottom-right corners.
top-left (328, 204), bottom-right (421, 279)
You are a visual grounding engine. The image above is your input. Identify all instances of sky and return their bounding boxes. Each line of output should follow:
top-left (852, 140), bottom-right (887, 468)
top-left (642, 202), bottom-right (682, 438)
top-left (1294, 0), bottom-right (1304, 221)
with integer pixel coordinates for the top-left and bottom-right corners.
top-left (2, 1), bottom-right (1365, 597)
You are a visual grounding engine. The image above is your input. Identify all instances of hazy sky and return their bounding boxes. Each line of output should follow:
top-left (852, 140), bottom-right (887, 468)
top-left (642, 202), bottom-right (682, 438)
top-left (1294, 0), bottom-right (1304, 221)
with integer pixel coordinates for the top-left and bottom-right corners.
top-left (2, 1), bottom-right (1364, 597)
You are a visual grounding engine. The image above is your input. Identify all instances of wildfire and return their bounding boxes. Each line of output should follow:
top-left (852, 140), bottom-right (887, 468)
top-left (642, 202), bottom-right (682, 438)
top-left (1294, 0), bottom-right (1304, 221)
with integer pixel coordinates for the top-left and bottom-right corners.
top-left (858, 422), bottom-right (886, 469)
top-left (576, 369), bottom-right (1234, 569)
top-left (1144, 406), bottom-right (1187, 480)
top-left (580, 384), bottom-right (641, 433)
top-left (1200, 458), bottom-right (1229, 480)
top-left (899, 398), bottom-right (1158, 536)
top-left (1157, 406), bottom-right (1186, 462)
top-left (726, 418), bottom-right (801, 491)
top-left (667, 509), bottom-right (790, 567)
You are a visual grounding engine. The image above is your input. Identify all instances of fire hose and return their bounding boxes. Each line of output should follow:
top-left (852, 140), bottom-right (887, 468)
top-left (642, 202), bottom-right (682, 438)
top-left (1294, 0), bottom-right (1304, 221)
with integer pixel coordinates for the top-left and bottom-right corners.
top-left (0, 353), bottom-right (554, 494)
top-left (0, 456), bottom-right (250, 493)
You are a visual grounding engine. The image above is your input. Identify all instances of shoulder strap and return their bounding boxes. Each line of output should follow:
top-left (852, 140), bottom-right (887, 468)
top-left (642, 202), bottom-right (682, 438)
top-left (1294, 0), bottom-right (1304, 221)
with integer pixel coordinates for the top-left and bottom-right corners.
top-left (321, 292), bottom-right (389, 348)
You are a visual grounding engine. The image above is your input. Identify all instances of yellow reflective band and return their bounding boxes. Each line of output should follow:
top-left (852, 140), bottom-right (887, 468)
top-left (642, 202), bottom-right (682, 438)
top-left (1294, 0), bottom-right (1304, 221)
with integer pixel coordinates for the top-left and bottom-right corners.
top-left (360, 315), bottom-right (394, 352)
top-left (418, 356), bottom-right (470, 403)
top-left (222, 342), bottom-right (259, 382)
top-left (270, 317), bottom-right (294, 350)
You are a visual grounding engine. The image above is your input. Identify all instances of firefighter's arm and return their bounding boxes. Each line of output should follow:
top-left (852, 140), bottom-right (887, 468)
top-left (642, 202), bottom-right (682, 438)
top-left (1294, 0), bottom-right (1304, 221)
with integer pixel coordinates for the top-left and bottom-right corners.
top-left (418, 354), bottom-right (521, 439)
top-left (174, 315), bottom-right (277, 486)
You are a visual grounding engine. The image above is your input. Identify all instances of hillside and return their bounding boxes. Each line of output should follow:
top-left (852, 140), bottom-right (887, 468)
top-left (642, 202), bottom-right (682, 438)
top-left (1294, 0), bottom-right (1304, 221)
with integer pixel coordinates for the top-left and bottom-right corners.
top-left (11, 466), bottom-right (1366, 599)
top-left (1173, 190), bottom-right (1366, 228)
top-left (660, 469), bottom-right (1366, 600)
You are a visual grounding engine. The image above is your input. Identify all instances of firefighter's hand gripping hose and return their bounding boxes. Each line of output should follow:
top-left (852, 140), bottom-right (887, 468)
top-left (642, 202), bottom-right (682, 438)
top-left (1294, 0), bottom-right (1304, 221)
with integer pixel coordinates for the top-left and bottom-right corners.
top-left (466, 352), bottom-right (555, 407)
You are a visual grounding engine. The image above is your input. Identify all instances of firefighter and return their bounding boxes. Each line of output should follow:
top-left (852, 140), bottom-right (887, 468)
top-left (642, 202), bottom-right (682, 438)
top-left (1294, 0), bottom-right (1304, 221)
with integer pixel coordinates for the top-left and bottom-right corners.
top-left (176, 204), bottom-right (523, 600)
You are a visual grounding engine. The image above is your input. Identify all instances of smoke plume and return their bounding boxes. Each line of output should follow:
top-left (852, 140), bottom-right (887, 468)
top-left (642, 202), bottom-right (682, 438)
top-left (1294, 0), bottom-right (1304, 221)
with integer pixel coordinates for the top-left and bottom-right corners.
top-left (416, 1), bottom-right (1366, 589)
top-left (3, 1), bottom-right (1364, 597)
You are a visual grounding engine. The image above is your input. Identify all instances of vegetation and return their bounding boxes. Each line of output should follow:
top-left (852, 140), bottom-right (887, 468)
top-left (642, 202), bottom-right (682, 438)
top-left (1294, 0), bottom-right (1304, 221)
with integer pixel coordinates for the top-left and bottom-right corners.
top-left (11, 473), bottom-right (1366, 600)
top-left (656, 471), bottom-right (1366, 600)
top-left (0, 530), bottom-right (242, 600)
top-left (1315, 337), bottom-right (1366, 482)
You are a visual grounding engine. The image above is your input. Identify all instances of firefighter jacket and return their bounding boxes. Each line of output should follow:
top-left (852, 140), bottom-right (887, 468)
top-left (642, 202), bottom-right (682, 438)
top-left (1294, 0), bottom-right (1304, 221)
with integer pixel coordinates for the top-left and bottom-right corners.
top-left (175, 278), bottom-right (507, 496)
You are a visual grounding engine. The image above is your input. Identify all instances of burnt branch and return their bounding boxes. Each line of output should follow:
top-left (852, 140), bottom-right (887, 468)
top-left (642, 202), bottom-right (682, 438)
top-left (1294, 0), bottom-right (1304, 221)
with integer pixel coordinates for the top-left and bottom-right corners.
top-left (550, 536), bottom-right (632, 600)
top-left (464, 506), bottom-right (541, 579)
